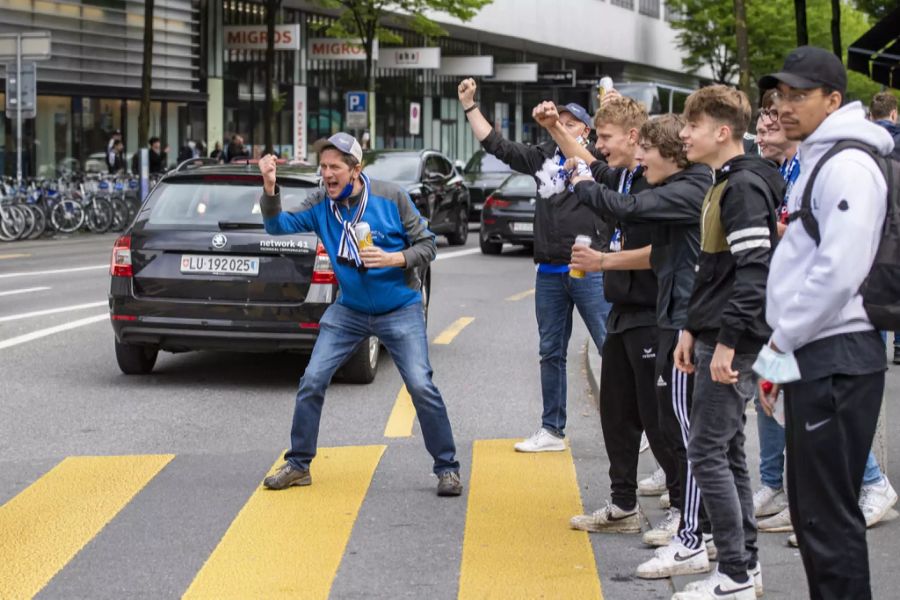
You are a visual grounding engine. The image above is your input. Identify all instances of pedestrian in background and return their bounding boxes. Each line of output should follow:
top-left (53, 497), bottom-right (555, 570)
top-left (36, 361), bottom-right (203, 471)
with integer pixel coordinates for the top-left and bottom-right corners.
top-left (457, 77), bottom-right (613, 453)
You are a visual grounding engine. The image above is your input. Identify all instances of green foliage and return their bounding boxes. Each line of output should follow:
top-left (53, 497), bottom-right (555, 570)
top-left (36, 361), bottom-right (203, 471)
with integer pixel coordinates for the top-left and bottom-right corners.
top-left (852, 0), bottom-right (898, 19)
top-left (670, 0), bottom-right (895, 104)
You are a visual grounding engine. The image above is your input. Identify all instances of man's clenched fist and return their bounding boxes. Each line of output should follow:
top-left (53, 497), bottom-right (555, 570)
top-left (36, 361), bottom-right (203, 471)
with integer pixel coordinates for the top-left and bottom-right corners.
top-left (259, 154), bottom-right (277, 196)
top-left (458, 78), bottom-right (477, 109)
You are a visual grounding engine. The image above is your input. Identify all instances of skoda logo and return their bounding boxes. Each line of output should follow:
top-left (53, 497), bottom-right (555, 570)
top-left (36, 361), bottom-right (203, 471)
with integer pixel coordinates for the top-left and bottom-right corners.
top-left (211, 233), bottom-right (227, 249)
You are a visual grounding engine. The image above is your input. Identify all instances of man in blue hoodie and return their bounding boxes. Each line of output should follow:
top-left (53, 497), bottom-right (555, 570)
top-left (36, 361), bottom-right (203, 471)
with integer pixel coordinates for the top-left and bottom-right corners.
top-left (257, 133), bottom-right (462, 497)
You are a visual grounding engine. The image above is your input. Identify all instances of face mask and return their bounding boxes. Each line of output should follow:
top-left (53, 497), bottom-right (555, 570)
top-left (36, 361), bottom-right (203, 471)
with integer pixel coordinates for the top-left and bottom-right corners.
top-left (752, 345), bottom-right (801, 384)
top-left (331, 177), bottom-right (356, 201)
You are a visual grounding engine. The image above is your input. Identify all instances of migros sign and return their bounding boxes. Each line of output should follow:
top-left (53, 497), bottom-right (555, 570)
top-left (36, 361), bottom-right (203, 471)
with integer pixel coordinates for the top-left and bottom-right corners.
top-left (307, 38), bottom-right (378, 61)
top-left (224, 25), bottom-right (300, 51)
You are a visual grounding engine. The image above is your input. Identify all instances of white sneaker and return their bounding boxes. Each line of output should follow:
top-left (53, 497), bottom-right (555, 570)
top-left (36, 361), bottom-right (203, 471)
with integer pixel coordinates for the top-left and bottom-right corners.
top-left (570, 501), bottom-right (642, 533)
top-left (636, 539), bottom-right (710, 579)
top-left (513, 428), bottom-right (566, 453)
top-left (753, 485), bottom-right (787, 518)
top-left (859, 475), bottom-right (898, 527)
top-left (749, 561), bottom-right (763, 597)
top-left (758, 507), bottom-right (793, 532)
top-left (673, 566), bottom-right (755, 599)
top-left (640, 432), bottom-right (650, 453)
top-left (787, 533), bottom-right (798, 547)
top-left (639, 467), bottom-right (667, 496)
top-left (643, 508), bottom-right (681, 546)
top-left (660, 491), bottom-right (671, 509)
top-left (703, 533), bottom-right (718, 561)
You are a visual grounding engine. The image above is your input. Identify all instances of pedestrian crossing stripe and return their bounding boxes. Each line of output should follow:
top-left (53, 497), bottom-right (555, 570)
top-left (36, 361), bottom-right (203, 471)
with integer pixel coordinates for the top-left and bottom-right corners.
top-left (0, 444), bottom-right (606, 599)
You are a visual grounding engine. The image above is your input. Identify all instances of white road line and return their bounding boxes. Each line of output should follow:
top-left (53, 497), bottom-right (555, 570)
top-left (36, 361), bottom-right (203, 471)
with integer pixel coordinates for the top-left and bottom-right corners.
top-left (434, 248), bottom-right (481, 261)
top-left (0, 264), bottom-right (107, 279)
top-left (0, 286), bottom-right (51, 297)
top-left (0, 314), bottom-right (108, 351)
top-left (0, 301), bottom-right (108, 323)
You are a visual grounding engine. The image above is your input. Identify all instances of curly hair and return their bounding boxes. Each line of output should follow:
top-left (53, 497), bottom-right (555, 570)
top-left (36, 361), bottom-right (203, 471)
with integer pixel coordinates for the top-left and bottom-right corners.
top-left (683, 84), bottom-right (752, 140)
top-left (640, 114), bottom-right (690, 169)
top-left (594, 96), bottom-right (649, 131)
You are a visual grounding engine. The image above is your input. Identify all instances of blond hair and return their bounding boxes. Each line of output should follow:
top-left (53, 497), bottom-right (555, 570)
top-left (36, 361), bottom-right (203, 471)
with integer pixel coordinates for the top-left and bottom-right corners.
top-left (595, 96), bottom-right (648, 131)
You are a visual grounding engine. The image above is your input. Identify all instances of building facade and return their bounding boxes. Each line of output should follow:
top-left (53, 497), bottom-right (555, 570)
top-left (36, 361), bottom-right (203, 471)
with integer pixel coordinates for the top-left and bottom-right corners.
top-left (0, 0), bottom-right (709, 178)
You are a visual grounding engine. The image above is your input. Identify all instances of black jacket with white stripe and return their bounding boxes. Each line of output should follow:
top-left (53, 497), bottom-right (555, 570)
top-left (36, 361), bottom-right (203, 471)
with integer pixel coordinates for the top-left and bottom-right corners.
top-left (686, 154), bottom-right (784, 353)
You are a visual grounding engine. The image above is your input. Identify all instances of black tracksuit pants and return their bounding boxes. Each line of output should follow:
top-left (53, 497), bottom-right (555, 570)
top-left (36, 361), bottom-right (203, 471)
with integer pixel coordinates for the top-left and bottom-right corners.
top-left (784, 370), bottom-right (884, 600)
top-left (599, 324), bottom-right (668, 511)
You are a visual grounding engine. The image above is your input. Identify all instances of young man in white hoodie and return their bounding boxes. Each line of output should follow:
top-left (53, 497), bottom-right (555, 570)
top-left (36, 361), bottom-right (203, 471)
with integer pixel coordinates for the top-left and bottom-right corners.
top-left (756, 47), bottom-right (894, 600)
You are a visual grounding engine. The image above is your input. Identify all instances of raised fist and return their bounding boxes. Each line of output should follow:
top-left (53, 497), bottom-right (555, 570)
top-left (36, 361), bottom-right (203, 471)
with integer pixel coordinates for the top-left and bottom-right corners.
top-left (458, 78), bottom-right (477, 108)
top-left (259, 154), bottom-right (277, 195)
top-left (532, 101), bottom-right (559, 129)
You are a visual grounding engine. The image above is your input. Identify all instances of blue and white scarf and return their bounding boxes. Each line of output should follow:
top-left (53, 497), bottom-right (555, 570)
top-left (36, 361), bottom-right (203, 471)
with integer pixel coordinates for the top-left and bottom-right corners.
top-left (329, 173), bottom-right (370, 269)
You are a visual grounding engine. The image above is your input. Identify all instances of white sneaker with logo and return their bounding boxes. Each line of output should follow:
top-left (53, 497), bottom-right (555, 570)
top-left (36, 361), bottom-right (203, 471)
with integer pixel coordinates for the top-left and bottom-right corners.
top-left (639, 467), bottom-right (667, 496)
top-left (758, 507), bottom-right (793, 532)
top-left (643, 508), bottom-right (681, 546)
top-left (753, 485), bottom-right (787, 518)
top-left (636, 539), bottom-right (710, 579)
top-left (859, 475), bottom-right (898, 527)
top-left (570, 500), bottom-right (642, 533)
top-left (673, 566), bottom-right (756, 599)
top-left (513, 428), bottom-right (566, 453)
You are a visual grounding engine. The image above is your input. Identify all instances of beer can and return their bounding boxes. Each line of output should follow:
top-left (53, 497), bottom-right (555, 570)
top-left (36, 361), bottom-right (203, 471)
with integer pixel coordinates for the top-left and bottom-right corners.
top-left (355, 222), bottom-right (373, 249)
top-left (597, 76), bottom-right (614, 104)
top-left (570, 234), bottom-right (593, 279)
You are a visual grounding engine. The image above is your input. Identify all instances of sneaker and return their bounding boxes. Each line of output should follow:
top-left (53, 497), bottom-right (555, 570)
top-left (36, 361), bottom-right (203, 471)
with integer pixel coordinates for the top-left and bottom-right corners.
top-left (640, 432), bottom-right (650, 453)
top-left (860, 475), bottom-right (898, 527)
top-left (749, 562), bottom-right (763, 597)
top-left (673, 566), bottom-right (755, 599)
top-left (660, 492), bottom-right (671, 509)
top-left (639, 467), bottom-right (667, 496)
top-left (437, 471), bottom-right (463, 496)
top-left (643, 508), bottom-right (681, 546)
top-left (514, 428), bottom-right (566, 452)
top-left (753, 485), bottom-right (787, 518)
top-left (758, 507), bottom-right (793, 532)
top-left (635, 540), bottom-right (711, 579)
top-left (703, 533), bottom-right (718, 561)
top-left (787, 534), bottom-right (798, 547)
top-left (570, 501), bottom-right (642, 533)
top-left (263, 462), bottom-right (311, 490)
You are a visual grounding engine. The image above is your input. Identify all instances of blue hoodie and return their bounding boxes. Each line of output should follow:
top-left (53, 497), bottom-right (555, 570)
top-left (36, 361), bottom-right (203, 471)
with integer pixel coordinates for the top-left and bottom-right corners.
top-left (260, 178), bottom-right (435, 315)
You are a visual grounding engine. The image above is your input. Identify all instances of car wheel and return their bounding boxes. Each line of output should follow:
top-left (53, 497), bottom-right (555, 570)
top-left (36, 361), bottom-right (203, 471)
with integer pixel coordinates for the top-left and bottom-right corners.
top-left (479, 228), bottom-right (503, 255)
top-left (115, 340), bottom-right (158, 374)
top-left (446, 206), bottom-right (469, 246)
top-left (339, 336), bottom-right (380, 384)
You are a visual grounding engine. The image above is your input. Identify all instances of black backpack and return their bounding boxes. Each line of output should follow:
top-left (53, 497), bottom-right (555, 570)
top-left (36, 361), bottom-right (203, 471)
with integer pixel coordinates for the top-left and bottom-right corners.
top-left (790, 140), bottom-right (900, 330)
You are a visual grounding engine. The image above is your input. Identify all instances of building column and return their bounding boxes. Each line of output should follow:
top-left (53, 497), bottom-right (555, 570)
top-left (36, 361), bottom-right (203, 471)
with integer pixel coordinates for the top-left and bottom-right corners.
top-left (204, 0), bottom-right (224, 153)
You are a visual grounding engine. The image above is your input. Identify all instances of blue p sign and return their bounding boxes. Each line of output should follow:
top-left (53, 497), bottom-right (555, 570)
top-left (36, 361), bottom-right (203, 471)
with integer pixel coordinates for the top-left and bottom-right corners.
top-left (347, 91), bottom-right (367, 113)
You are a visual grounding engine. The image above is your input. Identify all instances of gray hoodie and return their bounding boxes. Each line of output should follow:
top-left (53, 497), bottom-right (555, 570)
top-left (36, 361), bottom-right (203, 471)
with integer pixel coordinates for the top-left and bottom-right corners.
top-left (766, 101), bottom-right (895, 353)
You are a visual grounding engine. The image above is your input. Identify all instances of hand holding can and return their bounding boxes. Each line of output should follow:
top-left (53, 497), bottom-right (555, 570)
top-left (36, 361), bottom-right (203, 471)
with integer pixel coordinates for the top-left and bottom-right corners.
top-left (355, 222), bottom-right (373, 249)
top-left (570, 235), bottom-right (592, 279)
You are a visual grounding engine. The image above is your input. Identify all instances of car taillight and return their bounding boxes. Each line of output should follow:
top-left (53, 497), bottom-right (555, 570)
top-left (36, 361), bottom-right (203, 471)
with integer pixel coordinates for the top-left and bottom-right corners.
top-left (483, 195), bottom-right (510, 210)
top-left (311, 242), bottom-right (336, 284)
top-left (110, 235), bottom-right (133, 277)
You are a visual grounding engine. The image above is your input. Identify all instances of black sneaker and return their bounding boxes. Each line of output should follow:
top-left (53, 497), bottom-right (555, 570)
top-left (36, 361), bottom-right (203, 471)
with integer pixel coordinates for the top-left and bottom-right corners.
top-left (263, 462), bottom-right (311, 490)
top-left (437, 471), bottom-right (463, 496)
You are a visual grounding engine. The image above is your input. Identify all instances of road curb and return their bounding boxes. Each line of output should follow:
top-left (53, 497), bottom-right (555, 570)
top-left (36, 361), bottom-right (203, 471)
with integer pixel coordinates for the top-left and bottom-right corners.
top-left (583, 339), bottom-right (601, 410)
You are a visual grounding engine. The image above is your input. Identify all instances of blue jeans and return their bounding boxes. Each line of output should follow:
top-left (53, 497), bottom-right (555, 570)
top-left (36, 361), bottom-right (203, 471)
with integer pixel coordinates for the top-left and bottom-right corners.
top-left (285, 302), bottom-right (459, 475)
top-left (535, 271), bottom-right (611, 437)
top-left (755, 396), bottom-right (883, 488)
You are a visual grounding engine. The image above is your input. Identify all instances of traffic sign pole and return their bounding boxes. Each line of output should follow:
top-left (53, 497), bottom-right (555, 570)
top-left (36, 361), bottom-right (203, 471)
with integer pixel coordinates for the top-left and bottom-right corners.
top-left (16, 34), bottom-right (22, 184)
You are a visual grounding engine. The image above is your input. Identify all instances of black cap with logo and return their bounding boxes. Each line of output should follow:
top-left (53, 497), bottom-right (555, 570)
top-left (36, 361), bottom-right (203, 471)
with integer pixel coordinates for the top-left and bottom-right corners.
top-left (758, 46), bottom-right (847, 95)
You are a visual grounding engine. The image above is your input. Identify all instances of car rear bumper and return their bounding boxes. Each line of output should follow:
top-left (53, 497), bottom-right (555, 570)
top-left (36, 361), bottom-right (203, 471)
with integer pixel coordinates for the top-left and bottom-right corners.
top-left (481, 214), bottom-right (535, 244)
top-left (112, 319), bottom-right (320, 353)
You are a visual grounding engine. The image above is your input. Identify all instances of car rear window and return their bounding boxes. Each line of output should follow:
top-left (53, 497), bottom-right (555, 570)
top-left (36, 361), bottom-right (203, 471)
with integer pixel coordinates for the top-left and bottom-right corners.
top-left (142, 180), bottom-right (318, 229)
top-left (499, 174), bottom-right (537, 193)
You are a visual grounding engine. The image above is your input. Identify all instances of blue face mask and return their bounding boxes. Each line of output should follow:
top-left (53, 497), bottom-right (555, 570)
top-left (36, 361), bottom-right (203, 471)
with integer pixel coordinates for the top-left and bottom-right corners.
top-left (332, 181), bottom-right (354, 201)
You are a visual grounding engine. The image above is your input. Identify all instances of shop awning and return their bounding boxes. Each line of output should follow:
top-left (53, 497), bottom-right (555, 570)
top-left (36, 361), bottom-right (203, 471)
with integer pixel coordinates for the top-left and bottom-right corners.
top-left (848, 6), bottom-right (900, 89)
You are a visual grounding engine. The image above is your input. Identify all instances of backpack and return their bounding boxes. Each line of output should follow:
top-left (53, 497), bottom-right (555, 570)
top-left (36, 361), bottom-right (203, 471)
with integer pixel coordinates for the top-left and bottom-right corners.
top-left (789, 140), bottom-right (900, 330)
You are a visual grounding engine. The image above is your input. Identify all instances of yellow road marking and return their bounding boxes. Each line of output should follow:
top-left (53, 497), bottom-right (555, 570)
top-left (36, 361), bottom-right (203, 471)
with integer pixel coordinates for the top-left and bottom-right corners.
top-left (183, 446), bottom-right (386, 600)
top-left (0, 253), bottom-right (30, 260)
top-left (433, 317), bottom-right (475, 345)
top-left (0, 455), bottom-right (174, 599)
top-left (505, 288), bottom-right (535, 302)
top-left (384, 385), bottom-right (416, 438)
top-left (458, 440), bottom-right (602, 599)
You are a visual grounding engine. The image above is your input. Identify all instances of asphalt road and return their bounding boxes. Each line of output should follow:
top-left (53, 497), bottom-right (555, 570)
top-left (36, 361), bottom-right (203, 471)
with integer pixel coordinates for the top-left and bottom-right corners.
top-left (0, 232), bottom-right (897, 599)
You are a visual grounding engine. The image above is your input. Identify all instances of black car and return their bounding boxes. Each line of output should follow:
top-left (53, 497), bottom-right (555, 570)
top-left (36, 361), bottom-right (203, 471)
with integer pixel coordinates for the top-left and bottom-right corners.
top-left (461, 150), bottom-right (514, 221)
top-left (108, 162), bottom-right (429, 383)
top-left (363, 149), bottom-right (469, 245)
top-left (479, 173), bottom-right (537, 255)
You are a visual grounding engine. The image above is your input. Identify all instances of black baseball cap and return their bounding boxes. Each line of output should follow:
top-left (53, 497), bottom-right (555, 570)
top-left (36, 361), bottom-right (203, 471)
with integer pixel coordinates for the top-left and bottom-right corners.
top-left (758, 46), bottom-right (847, 94)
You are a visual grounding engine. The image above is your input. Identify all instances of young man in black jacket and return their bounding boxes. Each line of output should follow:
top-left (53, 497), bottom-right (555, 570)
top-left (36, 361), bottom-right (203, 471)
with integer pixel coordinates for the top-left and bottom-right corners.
top-left (457, 78), bottom-right (612, 452)
top-left (671, 85), bottom-right (783, 600)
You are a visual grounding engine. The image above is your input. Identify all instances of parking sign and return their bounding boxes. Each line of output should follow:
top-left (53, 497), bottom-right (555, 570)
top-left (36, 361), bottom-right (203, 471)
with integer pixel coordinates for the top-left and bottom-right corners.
top-left (346, 91), bottom-right (368, 129)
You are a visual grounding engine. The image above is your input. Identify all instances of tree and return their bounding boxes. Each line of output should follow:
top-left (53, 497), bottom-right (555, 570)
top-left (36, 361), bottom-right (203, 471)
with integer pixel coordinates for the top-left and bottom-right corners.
top-left (138, 0), bottom-right (155, 149)
top-left (733, 0), bottom-right (751, 98)
top-left (853, 0), bottom-right (898, 19)
top-left (264, 0), bottom-right (281, 155)
top-left (314, 0), bottom-right (492, 139)
top-left (795, 0), bottom-right (809, 45)
top-left (668, 0), bottom-right (738, 83)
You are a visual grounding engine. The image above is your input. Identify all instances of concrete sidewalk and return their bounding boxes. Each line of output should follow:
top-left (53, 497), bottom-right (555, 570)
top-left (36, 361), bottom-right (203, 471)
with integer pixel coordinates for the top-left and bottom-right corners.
top-left (583, 339), bottom-right (900, 598)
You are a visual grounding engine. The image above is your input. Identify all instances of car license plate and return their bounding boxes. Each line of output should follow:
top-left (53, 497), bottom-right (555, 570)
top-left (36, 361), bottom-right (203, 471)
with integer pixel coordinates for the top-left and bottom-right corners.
top-left (511, 222), bottom-right (533, 233)
top-left (180, 255), bottom-right (260, 276)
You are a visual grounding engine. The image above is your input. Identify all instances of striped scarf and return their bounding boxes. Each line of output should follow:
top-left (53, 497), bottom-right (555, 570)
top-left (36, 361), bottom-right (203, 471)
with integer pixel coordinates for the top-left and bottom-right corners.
top-left (329, 173), bottom-right (370, 269)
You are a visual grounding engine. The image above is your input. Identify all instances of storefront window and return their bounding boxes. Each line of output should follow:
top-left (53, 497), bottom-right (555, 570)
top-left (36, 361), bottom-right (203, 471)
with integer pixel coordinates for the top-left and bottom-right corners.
top-left (35, 96), bottom-right (73, 178)
top-left (78, 98), bottom-right (123, 172)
